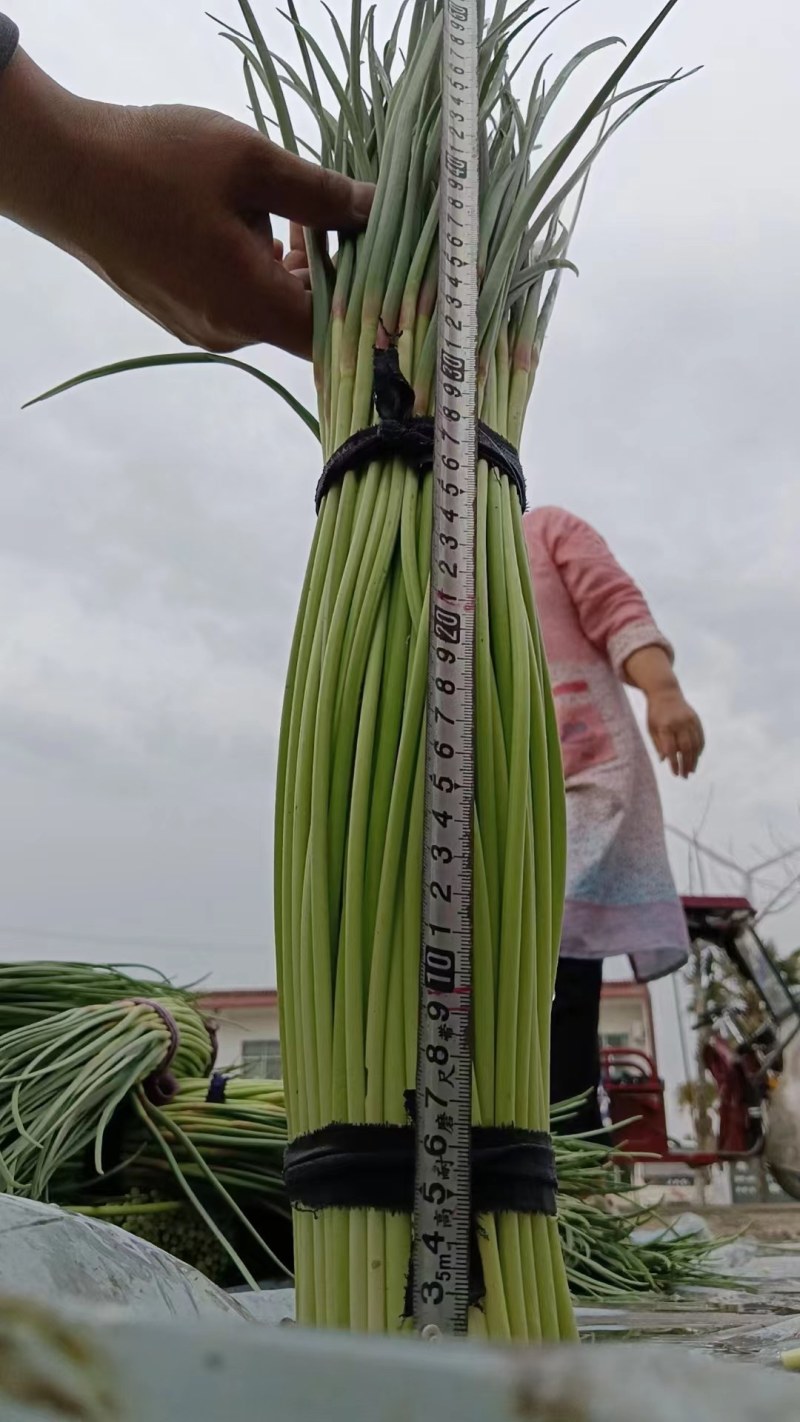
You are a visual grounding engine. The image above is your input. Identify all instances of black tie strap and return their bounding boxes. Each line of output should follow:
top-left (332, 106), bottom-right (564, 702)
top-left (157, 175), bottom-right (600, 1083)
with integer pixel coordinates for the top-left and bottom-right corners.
top-left (283, 1121), bottom-right (556, 1215)
top-left (206, 1071), bottom-right (228, 1103)
top-left (123, 997), bottom-right (217, 1105)
top-left (126, 997), bottom-right (181, 1106)
top-left (283, 1105), bottom-right (557, 1313)
top-left (315, 347), bottom-right (527, 514)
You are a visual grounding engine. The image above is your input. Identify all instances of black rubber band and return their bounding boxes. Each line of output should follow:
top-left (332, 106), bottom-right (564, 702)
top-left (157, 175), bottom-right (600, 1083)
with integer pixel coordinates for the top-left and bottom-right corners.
top-left (125, 997), bottom-right (218, 1105)
top-left (283, 1121), bottom-right (556, 1216)
top-left (206, 1072), bottom-right (228, 1104)
top-left (126, 998), bottom-right (181, 1106)
top-left (315, 347), bottom-right (527, 514)
top-left (283, 1111), bottom-right (556, 1313)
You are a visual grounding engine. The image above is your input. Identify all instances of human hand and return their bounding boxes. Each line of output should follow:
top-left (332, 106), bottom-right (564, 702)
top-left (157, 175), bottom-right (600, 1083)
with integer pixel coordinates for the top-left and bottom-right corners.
top-left (0, 50), bottom-right (373, 358)
top-left (647, 687), bottom-right (705, 778)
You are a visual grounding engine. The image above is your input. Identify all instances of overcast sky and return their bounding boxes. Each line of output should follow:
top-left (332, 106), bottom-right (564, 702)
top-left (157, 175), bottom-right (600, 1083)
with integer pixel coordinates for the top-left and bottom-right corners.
top-left (1, 0), bottom-right (799, 994)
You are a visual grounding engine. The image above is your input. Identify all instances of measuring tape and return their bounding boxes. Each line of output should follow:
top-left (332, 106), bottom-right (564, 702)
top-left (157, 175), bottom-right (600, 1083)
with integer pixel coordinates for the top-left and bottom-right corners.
top-left (412, 0), bottom-right (480, 1339)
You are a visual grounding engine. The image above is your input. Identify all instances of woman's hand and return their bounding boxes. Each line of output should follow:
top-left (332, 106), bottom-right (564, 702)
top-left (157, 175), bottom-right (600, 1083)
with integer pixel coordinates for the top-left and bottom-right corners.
top-left (647, 686), bottom-right (705, 779)
top-left (623, 644), bottom-right (705, 779)
top-left (0, 49), bottom-right (373, 358)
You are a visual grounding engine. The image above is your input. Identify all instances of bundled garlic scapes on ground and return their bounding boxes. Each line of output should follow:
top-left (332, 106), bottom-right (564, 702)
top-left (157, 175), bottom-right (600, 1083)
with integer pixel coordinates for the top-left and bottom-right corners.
top-left (250, 0), bottom-right (684, 1338)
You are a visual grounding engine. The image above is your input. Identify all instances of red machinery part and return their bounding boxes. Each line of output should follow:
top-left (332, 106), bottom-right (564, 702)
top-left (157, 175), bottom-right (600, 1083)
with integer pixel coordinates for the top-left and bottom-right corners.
top-left (600, 1048), bottom-right (670, 1157)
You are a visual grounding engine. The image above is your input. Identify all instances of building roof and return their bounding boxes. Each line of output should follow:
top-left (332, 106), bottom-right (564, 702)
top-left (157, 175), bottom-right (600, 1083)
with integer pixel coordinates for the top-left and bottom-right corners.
top-left (197, 988), bottom-right (278, 1011)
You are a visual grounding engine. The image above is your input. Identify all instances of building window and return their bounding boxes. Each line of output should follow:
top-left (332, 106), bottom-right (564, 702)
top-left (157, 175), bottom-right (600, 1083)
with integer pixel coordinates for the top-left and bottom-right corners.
top-left (241, 1039), bottom-right (282, 1079)
top-left (600, 1031), bottom-right (630, 1049)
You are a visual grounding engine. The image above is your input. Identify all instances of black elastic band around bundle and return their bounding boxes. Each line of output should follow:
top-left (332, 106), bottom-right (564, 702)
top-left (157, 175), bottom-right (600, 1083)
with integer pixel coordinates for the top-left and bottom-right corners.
top-left (315, 346), bottom-right (527, 514)
top-left (125, 997), bottom-right (180, 1106)
top-left (206, 1072), bottom-right (228, 1104)
top-left (124, 997), bottom-right (217, 1106)
top-left (283, 1101), bottom-right (556, 1311)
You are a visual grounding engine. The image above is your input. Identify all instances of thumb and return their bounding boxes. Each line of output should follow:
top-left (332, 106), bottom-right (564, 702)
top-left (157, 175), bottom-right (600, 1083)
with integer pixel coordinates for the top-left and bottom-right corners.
top-left (246, 140), bottom-right (374, 232)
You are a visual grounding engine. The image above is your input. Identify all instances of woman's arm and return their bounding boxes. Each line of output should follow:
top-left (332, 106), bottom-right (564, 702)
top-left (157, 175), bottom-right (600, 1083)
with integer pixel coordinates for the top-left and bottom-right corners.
top-left (0, 31), bottom-right (372, 357)
top-left (623, 645), bottom-right (704, 779)
top-left (535, 507), bottom-right (705, 779)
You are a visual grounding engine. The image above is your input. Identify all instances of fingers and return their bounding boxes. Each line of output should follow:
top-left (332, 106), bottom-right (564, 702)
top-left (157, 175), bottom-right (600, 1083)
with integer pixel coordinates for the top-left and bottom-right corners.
top-left (182, 220), bottom-right (314, 356)
top-left (252, 256), bottom-right (313, 358)
top-left (246, 139), bottom-right (374, 231)
top-left (657, 728), bottom-right (681, 778)
top-left (283, 247), bottom-right (307, 274)
top-left (283, 224), bottom-right (331, 290)
top-left (284, 223), bottom-right (310, 283)
top-left (282, 229), bottom-right (310, 289)
top-left (289, 221), bottom-right (306, 258)
top-left (216, 227), bottom-right (313, 357)
top-left (653, 712), bottom-right (705, 779)
top-left (688, 712), bottom-right (706, 777)
top-left (676, 725), bottom-right (698, 777)
top-left (676, 710), bottom-right (705, 778)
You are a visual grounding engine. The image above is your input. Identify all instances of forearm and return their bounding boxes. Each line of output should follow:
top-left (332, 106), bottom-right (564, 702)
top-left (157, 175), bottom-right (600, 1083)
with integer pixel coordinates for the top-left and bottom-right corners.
top-left (0, 45), bottom-right (95, 244)
top-left (623, 644), bottom-right (681, 699)
top-left (0, 21), bottom-right (370, 355)
top-left (626, 644), bottom-right (704, 778)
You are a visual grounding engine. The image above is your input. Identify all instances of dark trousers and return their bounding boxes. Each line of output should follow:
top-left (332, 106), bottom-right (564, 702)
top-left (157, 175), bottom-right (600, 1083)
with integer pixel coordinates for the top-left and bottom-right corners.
top-left (550, 956), bottom-right (605, 1137)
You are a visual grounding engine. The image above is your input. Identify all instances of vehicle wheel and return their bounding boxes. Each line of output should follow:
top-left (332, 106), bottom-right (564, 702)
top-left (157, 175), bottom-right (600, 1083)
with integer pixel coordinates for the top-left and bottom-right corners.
top-left (767, 1162), bottom-right (800, 1201)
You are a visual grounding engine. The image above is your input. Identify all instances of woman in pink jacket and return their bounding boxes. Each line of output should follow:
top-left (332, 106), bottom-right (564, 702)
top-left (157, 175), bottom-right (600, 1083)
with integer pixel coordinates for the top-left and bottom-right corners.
top-left (523, 507), bottom-right (705, 1136)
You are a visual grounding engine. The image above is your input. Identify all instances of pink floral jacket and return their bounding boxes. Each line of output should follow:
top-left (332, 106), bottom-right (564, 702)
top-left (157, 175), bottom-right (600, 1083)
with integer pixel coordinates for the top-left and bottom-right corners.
top-left (523, 506), bottom-right (688, 982)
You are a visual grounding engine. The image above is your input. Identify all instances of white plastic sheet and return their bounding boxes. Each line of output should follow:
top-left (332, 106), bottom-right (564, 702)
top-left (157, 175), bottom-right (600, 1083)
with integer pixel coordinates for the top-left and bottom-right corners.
top-left (0, 1196), bottom-right (250, 1322)
top-left (0, 1297), bottom-right (799, 1422)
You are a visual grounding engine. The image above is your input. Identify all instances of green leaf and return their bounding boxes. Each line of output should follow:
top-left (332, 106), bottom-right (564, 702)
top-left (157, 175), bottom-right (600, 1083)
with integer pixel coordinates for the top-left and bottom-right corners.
top-left (596, 66), bottom-right (701, 115)
top-left (525, 72), bottom-right (687, 257)
top-left (319, 2), bottom-right (351, 71)
top-left (24, 353), bottom-right (321, 442)
top-left (285, 0), bottom-right (331, 167)
top-left (218, 30), bottom-right (268, 90)
top-left (508, 256), bottom-right (579, 302)
top-left (205, 11), bottom-right (252, 44)
top-left (383, 0), bottom-right (411, 77)
top-left (281, 10), bottom-right (371, 180)
top-left (484, 1), bottom-right (548, 51)
top-left (530, 0), bottom-right (584, 49)
top-left (269, 52), bottom-right (338, 157)
top-left (540, 38), bottom-right (626, 123)
top-left (407, 0), bottom-right (426, 64)
top-left (243, 57), bottom-right (269, 137)
top-left (365, 12), bottom-right (387, 160)
top-left (479, 0), bottom-right (684, 330)
top-left (238, 0), bottom-right (299, 155)
top-left (262, 109), bottom-right (322, 163)
top-left (349, 0), bottom-right (370, 139)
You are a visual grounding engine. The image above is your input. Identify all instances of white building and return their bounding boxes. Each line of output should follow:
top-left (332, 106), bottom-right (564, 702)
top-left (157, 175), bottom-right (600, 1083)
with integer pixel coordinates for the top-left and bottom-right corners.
top-left (200, 981), bottom-right (657, 1089)
top-left (199, 989), bottom-right (281, 1079)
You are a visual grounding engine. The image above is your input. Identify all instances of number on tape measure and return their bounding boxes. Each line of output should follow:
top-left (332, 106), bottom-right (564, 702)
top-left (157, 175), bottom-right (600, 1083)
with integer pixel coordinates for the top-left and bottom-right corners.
top-left (413, 0), bottom-right (480, 1339)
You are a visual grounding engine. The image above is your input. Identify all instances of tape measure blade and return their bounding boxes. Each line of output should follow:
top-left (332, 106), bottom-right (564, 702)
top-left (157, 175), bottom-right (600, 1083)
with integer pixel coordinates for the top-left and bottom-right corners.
top-left (413, 0), bottom-right (481, 1339)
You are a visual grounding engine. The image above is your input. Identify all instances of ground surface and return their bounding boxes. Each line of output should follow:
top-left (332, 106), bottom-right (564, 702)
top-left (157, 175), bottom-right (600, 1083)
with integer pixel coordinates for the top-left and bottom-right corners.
top-left (660, 1203), bottom-right (800, 1245)
top-left (578, 1219), bottom-right (800, 1368)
